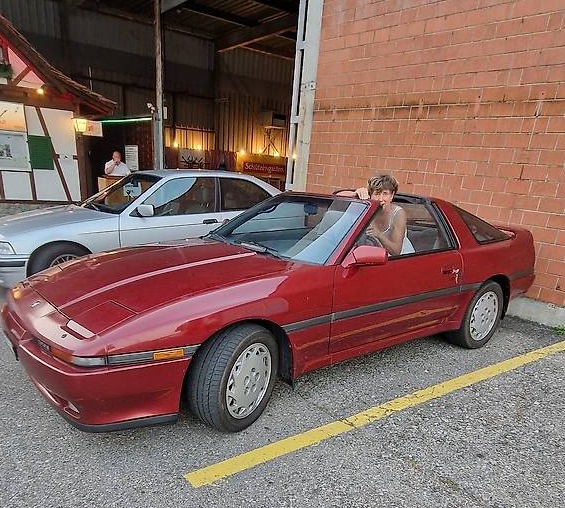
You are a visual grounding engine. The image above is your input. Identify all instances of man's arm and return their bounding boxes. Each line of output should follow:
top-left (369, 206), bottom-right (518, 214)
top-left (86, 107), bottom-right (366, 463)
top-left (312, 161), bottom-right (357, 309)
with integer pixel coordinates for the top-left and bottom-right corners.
top-left (104, 161), bottom-right (117, 175)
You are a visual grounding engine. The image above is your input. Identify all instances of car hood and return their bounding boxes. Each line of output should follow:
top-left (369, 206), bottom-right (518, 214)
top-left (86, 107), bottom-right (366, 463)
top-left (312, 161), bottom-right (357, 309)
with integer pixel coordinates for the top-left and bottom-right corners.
top-left (0, 204), bottom-right (108, 238)
top-left (25, 239), bottom-right (290, 333)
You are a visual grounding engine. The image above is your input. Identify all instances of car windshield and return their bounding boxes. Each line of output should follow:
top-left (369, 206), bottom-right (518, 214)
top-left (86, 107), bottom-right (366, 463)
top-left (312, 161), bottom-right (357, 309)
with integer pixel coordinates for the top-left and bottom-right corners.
top-left (81, 173), bottom-right (162, 214)
top-left (208, 194), bottom-right (368, 265)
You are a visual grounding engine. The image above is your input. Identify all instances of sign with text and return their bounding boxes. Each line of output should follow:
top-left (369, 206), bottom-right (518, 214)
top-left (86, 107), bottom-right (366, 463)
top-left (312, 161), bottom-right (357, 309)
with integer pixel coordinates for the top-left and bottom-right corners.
top-left (124, 145), bottom-right (139, 171)
top-left (242, 160), bottom-right (286, 175)
top-left (82, 120), bottom-right (103, 137)
top-left (237, 154), bottom-right (287, 179)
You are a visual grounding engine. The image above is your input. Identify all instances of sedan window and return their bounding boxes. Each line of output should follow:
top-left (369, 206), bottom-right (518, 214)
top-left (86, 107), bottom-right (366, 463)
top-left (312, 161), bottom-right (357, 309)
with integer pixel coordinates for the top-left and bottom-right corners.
top-left (141, 177), bottom-right (216, 216)
top-left (220, 178), bottom-right (272, 211)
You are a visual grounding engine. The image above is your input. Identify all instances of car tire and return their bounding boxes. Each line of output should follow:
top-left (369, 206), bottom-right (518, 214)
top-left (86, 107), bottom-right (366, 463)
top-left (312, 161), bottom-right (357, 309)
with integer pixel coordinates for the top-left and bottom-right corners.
top-left (187, 323), bottom-right (279, 432)
top-left (28, 243), bottom-right (90, 275)
top-left (445, 281), bottom-right (504, 349)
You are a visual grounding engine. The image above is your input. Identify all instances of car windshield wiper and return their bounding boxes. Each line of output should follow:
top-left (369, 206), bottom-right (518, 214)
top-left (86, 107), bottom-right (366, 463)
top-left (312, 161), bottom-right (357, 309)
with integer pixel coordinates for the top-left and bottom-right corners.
top-left (237, 241), bottom-right (283, 259)
top-left (202, 231), bottom-right (225, 242)
top-left (83, 202), bottom-right (101, 211)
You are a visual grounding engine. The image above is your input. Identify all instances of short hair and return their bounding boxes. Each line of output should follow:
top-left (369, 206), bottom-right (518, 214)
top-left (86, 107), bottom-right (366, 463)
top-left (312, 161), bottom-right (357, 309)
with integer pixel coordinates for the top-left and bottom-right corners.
top-left (367, 174), bottom-right (398, 195)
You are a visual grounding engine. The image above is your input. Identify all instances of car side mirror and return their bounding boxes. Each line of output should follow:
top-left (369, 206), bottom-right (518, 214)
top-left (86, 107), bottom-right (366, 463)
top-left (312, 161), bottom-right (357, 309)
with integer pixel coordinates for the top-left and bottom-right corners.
top-left (341, 245), bottom-right (388, 269)
top-left (136, 204), bottom-right (155, 217)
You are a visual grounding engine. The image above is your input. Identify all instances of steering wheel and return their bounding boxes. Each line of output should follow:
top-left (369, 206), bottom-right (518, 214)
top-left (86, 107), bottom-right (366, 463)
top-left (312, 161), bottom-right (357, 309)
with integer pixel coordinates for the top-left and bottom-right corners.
top-left (356, 231), bottom-right (383, 248)
top-left (364, 234), bottom-right (383, 248)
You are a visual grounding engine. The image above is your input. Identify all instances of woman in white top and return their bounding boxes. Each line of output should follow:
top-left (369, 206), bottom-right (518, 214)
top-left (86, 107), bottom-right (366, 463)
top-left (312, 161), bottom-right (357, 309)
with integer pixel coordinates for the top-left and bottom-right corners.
top-left (338, 174), bottom-right (414, 256)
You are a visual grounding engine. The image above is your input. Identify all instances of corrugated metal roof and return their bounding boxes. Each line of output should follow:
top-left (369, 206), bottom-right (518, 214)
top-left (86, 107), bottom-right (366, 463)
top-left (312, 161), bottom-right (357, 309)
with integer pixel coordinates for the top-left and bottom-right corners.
top-left (80, 0), bottom-right (298, 60)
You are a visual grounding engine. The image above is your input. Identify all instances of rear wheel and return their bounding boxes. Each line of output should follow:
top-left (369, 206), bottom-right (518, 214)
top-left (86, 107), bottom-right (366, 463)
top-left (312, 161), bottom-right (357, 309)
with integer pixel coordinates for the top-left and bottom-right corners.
top-left (187, 323), bottom-right (278, 432)
top-left (446, 281), bottom-right (503, 349)
top-left (28, 243), bottom-right (89, 275)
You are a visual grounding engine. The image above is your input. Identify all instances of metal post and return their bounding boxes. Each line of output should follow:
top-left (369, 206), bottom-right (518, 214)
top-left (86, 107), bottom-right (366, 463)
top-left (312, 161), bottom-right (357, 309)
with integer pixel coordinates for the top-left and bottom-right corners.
top-left (285, 0), bottom-right (324, 191)
top-left (153, 0), bottom-right (164, 170)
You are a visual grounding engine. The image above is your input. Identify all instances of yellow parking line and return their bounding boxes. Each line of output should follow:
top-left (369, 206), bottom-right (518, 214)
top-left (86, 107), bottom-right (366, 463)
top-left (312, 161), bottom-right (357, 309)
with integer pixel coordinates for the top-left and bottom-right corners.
top-left (185, 340), bottom-right (565, 488)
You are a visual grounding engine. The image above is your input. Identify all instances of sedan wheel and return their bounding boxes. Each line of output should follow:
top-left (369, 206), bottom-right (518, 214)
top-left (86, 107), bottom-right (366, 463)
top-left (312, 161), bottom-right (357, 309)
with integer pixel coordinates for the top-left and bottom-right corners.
top-left (187, 323), bottom-right (279, 432)
top-left (445, 281), bottom-right (503, 349)
top-left (29, 243), bottom-right (89, 275)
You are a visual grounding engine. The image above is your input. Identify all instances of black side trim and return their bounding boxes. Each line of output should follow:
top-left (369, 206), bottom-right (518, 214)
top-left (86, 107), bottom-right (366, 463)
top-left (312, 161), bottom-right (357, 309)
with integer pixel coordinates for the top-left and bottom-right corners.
top-left (0, 260), bottom-right (26, 267)
top-left (509, 268), bottom-right (535, 281)
top-left (282, 284), bottom-right (482, 333)
top-left (60, 412), bottom-right (178, 433)
top-left (283, 314), bottom-right (332, 333)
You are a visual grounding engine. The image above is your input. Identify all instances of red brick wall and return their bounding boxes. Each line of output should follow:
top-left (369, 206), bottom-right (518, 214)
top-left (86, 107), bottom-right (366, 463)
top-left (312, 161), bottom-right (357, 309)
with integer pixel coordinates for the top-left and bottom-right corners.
top-left (308, 0), bottom-right (565, 306)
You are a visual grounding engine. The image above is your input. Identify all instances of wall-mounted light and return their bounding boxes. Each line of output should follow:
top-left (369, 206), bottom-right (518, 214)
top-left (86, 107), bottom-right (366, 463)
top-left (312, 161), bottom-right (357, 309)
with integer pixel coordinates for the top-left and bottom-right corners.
top-left (36, 85), bottom-right (45, 95)
top-left (173, 141), bottom-right (179, 148)
top-left (239, 149), bottom-right (246, 156)
top-left (73, 117), bottom-right (88, 133)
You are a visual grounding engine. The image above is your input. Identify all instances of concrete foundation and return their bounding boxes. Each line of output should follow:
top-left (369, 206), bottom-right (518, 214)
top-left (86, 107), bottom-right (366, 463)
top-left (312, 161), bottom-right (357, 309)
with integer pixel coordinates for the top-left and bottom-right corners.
top-left (507, 297), bottom-right (565, 328)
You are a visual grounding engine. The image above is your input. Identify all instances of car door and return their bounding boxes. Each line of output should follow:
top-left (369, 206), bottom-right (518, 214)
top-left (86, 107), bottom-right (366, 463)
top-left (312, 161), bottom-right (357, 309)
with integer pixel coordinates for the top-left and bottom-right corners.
top-left (330, 203), bottom-right (464, 353)
top-left (119, 176), bottom-right (225, 247)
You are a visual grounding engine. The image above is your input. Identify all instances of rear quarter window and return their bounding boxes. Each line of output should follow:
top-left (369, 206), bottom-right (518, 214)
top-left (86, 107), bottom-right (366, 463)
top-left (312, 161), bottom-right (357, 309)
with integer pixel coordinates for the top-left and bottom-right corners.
top-left (220, 178), bottom-right (271, 211)
top-left (454, 206), bottom-right (511, 244)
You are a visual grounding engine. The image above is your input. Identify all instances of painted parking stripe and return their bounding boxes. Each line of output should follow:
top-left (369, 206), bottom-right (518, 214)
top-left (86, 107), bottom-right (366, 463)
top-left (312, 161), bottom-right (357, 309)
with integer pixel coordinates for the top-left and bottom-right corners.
top-left (185, 339), bottom-right (565, 488)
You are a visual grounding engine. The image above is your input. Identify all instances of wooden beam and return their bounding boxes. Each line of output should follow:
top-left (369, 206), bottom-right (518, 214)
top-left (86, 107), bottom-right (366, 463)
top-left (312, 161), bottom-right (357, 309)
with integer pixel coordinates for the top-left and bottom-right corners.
top-left (161, 0), bottom-right (187, 13)
top-left (245, 43), bottom-right (295, 61)
top-left (249, 0), bottom-right (298, 14)
top-left (216, 13), bottom-right (297, 52)
top-left (168, 1), bottom-right (256, 27)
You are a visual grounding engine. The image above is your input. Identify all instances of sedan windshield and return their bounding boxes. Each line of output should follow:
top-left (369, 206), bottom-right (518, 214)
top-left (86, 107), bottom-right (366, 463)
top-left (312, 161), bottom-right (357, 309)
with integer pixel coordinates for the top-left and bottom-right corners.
top-left (209, 194), bottom-right (368, 265)
top-left (81, 173), bottom-right (162, 214)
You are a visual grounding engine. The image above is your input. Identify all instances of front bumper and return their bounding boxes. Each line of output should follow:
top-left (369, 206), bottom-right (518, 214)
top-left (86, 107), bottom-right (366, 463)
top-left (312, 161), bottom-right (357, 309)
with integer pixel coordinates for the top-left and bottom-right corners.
top-left (2, 303), bottom-right (193, 432)
top-left (17, 338), bottom-right (190, 431)
top-left (0, 255), bottom-right (28, 288)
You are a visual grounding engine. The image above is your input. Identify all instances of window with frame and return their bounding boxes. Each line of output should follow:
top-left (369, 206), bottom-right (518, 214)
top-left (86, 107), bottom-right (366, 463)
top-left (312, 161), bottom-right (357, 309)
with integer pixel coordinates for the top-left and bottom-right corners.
top-left (454, 205), bottom-right (511, 244)
top-left (356, 202), bottom-right (450, 256)
top-left (141, 177), bottom-right (216, 216)
top-left (220, 178), bottom-right (271, 211)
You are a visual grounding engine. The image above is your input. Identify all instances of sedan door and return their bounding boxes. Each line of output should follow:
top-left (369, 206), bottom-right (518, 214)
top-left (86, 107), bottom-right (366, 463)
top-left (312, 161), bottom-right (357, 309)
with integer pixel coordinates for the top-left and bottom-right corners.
top-left (119, 176), bottom-right (225, 247)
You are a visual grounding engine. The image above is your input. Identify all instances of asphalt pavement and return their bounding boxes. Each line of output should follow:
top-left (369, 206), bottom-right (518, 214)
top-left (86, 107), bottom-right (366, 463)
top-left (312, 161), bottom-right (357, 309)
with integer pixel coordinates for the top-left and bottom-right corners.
top-left (0, 286), bottom-right (563, 508)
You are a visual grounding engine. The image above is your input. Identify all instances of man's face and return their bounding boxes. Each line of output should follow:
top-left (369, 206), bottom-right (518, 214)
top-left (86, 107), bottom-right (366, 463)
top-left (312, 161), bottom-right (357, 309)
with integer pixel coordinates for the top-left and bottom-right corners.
top-left (112, 152), bottom-right (121, 163)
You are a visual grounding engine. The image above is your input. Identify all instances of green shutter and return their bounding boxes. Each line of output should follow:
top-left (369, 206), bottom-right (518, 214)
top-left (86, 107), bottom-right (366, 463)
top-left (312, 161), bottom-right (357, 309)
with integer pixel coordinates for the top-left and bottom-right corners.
top-left (28, 135), bottom-right (54, 170)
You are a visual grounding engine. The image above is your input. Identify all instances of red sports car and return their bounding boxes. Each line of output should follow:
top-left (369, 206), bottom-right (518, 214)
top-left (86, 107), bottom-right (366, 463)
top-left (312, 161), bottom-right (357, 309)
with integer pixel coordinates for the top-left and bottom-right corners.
top-left (1, 192), bottom-right (535, 433)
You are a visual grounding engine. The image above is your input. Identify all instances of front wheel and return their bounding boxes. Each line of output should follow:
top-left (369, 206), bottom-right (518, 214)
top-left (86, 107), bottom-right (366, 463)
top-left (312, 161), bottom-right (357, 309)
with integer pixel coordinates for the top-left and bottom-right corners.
top-left (187, 323), bottom-right (279, 432)
top-left (28, 243), bottom-right (90, 275)
top-left (445, 281), bottom-right (503, 349)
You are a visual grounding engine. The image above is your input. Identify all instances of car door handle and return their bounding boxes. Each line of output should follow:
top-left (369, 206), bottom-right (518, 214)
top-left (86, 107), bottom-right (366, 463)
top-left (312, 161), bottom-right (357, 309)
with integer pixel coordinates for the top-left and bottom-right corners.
top-left (442, 267), bottom-right (460, 275)
top-left (203, 218), bottom-right (219, 224)
top-left (442, 267), bottom-right (461, 283)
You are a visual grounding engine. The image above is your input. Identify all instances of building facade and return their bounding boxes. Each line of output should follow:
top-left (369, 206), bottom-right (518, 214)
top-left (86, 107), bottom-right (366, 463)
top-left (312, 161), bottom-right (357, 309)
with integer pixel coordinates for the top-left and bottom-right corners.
top-left (305, 0), bottom-right (564, 311)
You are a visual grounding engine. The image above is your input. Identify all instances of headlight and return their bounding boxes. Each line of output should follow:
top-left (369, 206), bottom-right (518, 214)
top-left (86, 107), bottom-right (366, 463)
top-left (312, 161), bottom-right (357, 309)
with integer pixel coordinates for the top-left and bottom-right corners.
top-left (0, 242), bottom-right (15, 255)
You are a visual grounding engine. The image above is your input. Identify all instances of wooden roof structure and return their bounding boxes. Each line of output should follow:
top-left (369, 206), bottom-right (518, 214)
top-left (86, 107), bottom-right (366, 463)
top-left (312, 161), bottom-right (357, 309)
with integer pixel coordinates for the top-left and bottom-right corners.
top-left (0, 13), bottom-right (115, 115)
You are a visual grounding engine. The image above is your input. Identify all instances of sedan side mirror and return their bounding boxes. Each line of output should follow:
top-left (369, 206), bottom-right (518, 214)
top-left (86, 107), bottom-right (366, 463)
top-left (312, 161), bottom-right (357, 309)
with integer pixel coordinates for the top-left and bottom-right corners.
top-left (341, 245), bottom-right (388, 269)
top-left (136, 204), bottom-right (155, 217)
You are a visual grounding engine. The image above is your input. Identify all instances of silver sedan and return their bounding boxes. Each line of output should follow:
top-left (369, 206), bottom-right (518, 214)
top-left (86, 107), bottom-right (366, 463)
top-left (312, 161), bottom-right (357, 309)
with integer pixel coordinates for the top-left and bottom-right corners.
top-left (0, 169), bottom-right (280, 288)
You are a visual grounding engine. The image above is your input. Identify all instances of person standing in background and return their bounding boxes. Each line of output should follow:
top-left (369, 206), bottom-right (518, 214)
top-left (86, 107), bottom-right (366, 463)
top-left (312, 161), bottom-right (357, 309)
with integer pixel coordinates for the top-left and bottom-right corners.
top-left (104, 150), bottom-right (130, 176)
